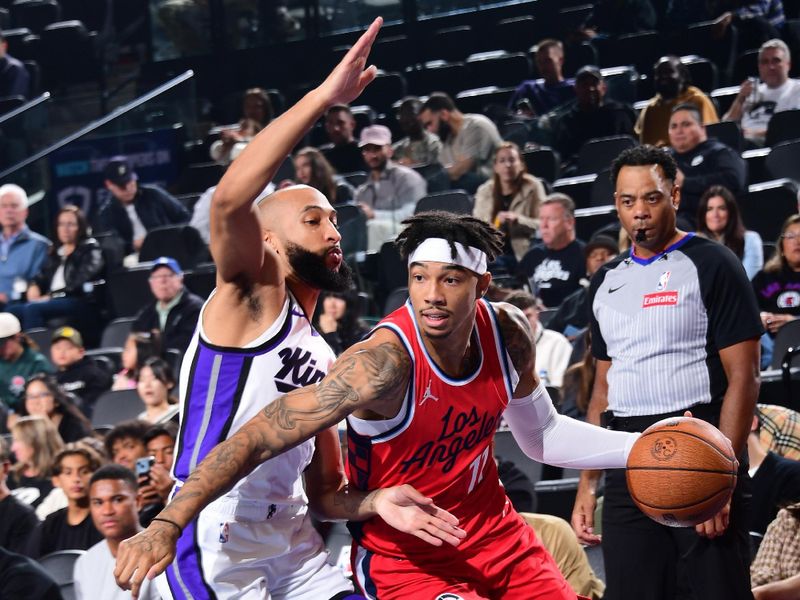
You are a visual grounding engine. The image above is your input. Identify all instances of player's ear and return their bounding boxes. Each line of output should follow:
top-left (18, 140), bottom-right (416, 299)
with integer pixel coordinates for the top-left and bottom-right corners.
top-left (477, 272), bottom-right (492, 297)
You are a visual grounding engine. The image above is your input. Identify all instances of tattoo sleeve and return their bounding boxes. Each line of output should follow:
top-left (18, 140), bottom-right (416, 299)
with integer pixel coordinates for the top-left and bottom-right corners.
top-left (495, 303), bottom-right (536, 376)
top-left (158, 339), bottom-right (410, 528)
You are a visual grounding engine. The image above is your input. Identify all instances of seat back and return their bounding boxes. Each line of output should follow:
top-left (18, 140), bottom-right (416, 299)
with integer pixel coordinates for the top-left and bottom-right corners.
top-left (706, 120), bottom-right (744, 153)
top-left (771, 319), bottom-right (800, 370)
top-left (91, 389), bottom-right (145, 427)
top-left (107, 266), bottom-right (153, 318)
top-left (37, 549), bottom-right (85, 586)
top-left (741, 179), bottom-right (800, 241)
top-left (576, 135), bottom-right (637, 176)
top-left (765, 109), bottom-right (800, 147)
top-left (100, 317), bottom-right (136, 348)
top-left (383, 287), bottom-right (408, 316)
top-left (24, 326), bottom-right (52, 356)
top-left (412, 162), bottom-right (451, 194)
top-left (765, 139), bottom-right (800, 180)
top-left (11, 0), bottom-right (61, 33)
top-left (138, 225), bottom-right (211, 269)
top-left (523, 148), bottom-right (560, 183)
top-left (415, 190), bottom-right (473, 215)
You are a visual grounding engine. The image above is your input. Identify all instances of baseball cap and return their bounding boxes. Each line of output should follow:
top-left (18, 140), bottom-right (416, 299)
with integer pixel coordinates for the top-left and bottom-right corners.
top-left (358, 125), bottom-right (392, 148)
top-left (0, 313), bottom-right (21, 338)
top-left (150, 256), bottom-right (183, 276)
top-left (52, 326), bottom-right (84, 348)
top-left (575, 65), bottom-right (604, 83)
top-left (584, 234), bottom-right (619, 257)
top-left (103, 156), bottom-right (137, 187)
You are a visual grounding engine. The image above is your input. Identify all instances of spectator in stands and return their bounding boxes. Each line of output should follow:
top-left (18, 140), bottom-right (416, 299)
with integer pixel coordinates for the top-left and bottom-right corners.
top-left (723, 39), bottom-right (800, 146)
top-left (577, 0), bottom-right (657, 38)
top-left (354, 125), bottom-right (427, 251)
top-left (136, 357), bottom-right (178, 424)
top-left (552, 67), bottom-right (636, 170)
top-left (7, 205), bottom-right (104, 331)
top-left (291, 147), bottom-right (353, 203)
top-left (51, 326), bottom-right (112, 416)
top-left (508, 39), bottom-right (576, 117)
top-left (0, 547), bottom-right (61, 599)
top-left (314, 290), bottom-right (369, 356)
top-left (757, 403), bottom-right (800, 460)
top-left (393, 97), bottom-right (443, 167)
top-left (748, 414), bottom-right (800, 535)
top-left (517, 194), bottom-right (586, 308)
top-left (33, 442), bottom-right (104, 557)
top-left (560, 331), bottom-right (594, 421)
top-left (75, 465), bottom-right (160, 600)
top-left (636, 56), bottom-right (719, 147)
top-left (0, 313), bottom-right (53, 411)
top-left (750, 502), bottom-right (800, 596)
top-left (419, 92), bottom-right (502, 193)
top-left (138, 422), bottom-right (177, 526)
top-left (97, 156), bottom-right (190, 256)
top-left (320, 104), bottom-right (367, 174)
top-left (711, 1), bottom-right (785, 52)
top-left (104, 420), bottom-right (149, 471)
top-left (131, 257), bottom-right (202, 354)
top-left (697, 185), bottom-right (763, 279)
top-left (474, 142), bottom-right (547, 265)
top-left (8, 416), bottom-right (63, 509)
top-left (112, 330), bottom-right (162, 391)
top-left (0, 184), bottom-right (50, 307)
top-left (0, 29), bottom-right (30, 99)
top-left (0, 436), bottom-right (38, 556)
top-left (209, 87), bottom-right (273, 166)
top-left (752, 214), bottom-right (800, 336)
top-left (17, 373), bottom-right (92, 443)
top-left (668, 104), bottom-right (747, 223)
top-left (505, 291), bottom-right (572, 388)
top-left (547, 233), bottom-right (619, 338)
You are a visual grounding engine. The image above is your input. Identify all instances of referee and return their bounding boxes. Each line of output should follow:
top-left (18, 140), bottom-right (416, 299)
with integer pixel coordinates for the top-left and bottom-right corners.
top-left (571, 145), bottom-right (762, 600)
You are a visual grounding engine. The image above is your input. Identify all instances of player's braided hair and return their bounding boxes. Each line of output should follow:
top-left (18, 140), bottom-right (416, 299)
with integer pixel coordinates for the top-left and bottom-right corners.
top-left (394, 211), bottom-right (505, 264)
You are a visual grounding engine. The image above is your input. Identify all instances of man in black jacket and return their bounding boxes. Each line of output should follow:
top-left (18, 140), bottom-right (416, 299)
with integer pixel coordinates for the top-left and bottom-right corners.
top-left (132, 257), bottom-right (202, 353)
top-left (668, 103), bottom-right (747, 225)
top-left (96, 156), bottom-right (190, 255)
top-left (51, 326), bottom-right (112, 417)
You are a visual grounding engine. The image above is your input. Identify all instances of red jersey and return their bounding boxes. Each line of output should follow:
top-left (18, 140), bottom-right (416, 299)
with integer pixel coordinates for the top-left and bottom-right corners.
top-left (346, 298), bottom-right (518, 561)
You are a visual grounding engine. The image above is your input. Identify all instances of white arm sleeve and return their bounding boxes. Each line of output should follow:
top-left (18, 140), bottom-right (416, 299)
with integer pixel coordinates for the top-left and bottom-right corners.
top-left (503, 382), bottom-right (639, 469)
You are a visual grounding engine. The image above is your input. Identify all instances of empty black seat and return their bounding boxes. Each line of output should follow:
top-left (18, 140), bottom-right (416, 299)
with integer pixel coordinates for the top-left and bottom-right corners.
top-left (100, 316), bottom-right (136, 349)
top-left (766, 109), bottom-right (800, 147)
top-left (733, 49), bottom-right (759, 83)
top-left (455, 86), bottom-right (515, 116)
top-left (706, 120), bottom-right (744, 152)
top-left (765, 139), bottom-right (800, 180)
top-left (412, 162), bottom-right (451, 194)
top-left (91, 389), bottom-right (145, 427)
top-left (602, 30), bottom-right (660, 73)
top-left (138, 224), bottom-right (211, 270)
top-left (576, 135), bottom-right (637, 176)
top-left (741, 179), bottom-right (800, 241)
top-left (523, 147), bottom-right (560, 183)
top-left (466, 51), bottom-right (531, 89)
top-left (574, 205), bottom-right (618, 241)
top-left (415, 190), bottom-right (473, 215)
top-left (357, 71), bottom-right (406, 114)
top-left (681, 54), bottom-right (719, 93)
top-left (106, 266), bottom-right (153, 318)
top-left (183, 263), bottom-right (216, 299)
top-left (553, 174), bottom-right (597, 209)
top-left (39, 20), bottom-right (101, 88)
top-left (492, 16), bottom-right (541, 53)
top-left (423, 26), bottom-right (475, 62)
top-left (405, 61), bottom-right (468, 97)
top-left (11, 0), bottom-right (60, 33)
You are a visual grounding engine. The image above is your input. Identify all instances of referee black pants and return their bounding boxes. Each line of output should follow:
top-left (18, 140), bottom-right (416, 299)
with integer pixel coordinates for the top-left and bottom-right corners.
top-left (601, 407), bottom-right (754, 600)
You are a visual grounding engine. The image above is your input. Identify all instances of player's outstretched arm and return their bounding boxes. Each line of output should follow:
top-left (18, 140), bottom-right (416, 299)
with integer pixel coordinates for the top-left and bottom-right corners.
top-left (306, 427), bottom-right (467, 547)
top-left (211, 17), bottom-right (382, 284)
top-left (113, 329), bottom-right (409, 598)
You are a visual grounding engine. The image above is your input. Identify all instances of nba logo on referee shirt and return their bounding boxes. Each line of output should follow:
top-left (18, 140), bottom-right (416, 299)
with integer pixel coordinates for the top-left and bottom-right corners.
top-left (656, 271), bottom-right (671, 291)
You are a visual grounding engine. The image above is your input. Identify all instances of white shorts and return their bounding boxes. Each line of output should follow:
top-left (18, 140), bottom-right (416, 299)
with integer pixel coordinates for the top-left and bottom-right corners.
top-left (155, 501), bottom-right (353, 600)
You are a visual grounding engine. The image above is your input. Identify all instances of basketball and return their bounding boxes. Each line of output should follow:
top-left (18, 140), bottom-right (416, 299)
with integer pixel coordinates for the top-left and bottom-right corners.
top-left (625, 417), bottom-right (738, 528)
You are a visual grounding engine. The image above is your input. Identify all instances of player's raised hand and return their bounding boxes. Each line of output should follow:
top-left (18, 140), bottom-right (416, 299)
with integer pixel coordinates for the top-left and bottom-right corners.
top-left (374, 484), bottom-right (467, 547)
top-left (114, 521), bottom-right (180, 599)
top-left (317, 17), bottom-right (382, 107)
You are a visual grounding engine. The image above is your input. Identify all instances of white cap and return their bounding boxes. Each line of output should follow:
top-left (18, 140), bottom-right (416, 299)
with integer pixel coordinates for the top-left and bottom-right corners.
top-left (0, 313), bottom-right (21, 338)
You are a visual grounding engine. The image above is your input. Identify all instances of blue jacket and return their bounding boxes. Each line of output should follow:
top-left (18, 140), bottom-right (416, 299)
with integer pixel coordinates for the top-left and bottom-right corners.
top-left (0, 227), bottom-right (50, 299)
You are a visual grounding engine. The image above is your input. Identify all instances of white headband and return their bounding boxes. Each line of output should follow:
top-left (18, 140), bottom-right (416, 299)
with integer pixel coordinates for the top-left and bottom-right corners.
top-left (408, 238), bottom-right (488, 275)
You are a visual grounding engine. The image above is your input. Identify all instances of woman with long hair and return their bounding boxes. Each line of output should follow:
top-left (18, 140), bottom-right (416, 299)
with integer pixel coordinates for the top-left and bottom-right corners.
top-left (314, 290), bottom-right (369, 356)
top-left (8, 205), bottom-right (104, 331)
top-left (136, 357), bottom-right (179, 424)
top-left (696, 185), bottom-right (763, 279)
top-left (18, 373), bottom-right (92, 442)
top-left (8, 415), bottom-right (64, 508)
top-left (291, 146), bottom-right (354, 203)
top-left (474, 142), bottom-right (547, 261)
top-left (113, 330), bottom-right (163, 391)
top-left (210, 87), bottom-right (274, 165)
top-left (752, 214), bottom-right (800, 336)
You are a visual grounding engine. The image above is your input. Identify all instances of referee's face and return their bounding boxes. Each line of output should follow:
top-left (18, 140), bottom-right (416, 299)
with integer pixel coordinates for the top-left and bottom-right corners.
top-left (615, 165), bottom-right (679, 258)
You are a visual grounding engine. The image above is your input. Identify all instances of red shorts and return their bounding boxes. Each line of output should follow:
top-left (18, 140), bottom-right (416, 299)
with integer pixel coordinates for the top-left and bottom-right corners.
top-left (351, 512), bottom-right (576, 600)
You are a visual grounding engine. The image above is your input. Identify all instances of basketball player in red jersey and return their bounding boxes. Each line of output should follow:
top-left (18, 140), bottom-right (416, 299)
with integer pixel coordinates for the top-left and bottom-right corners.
top-left (114, 20), bottom-right (642, 600)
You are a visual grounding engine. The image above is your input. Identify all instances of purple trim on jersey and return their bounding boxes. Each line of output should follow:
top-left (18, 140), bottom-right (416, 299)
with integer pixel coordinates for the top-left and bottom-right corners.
top-left (166, 519), bottom-right (217, 599)
top-left (631, 232), bottom-right (695, 266)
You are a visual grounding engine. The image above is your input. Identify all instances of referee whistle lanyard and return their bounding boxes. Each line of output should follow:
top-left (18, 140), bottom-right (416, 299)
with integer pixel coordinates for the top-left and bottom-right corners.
top-left (631, 232), bottom-right (694, 266)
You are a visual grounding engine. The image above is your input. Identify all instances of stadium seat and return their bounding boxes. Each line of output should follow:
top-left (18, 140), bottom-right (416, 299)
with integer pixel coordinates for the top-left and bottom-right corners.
top-left (765, 109), bottom-right (800, 147)
top-left (743, 147), bottom-right (771, 185)
top-left (84, 347), bottom-right (122, 373)
top-left (423, 26), bottom-right (475, 63)
top-left (0, 7), bottom-right (8, 28)
top-left (138, 225), bottom-right (211, 270)
top-left (357, 71), bottom-right (406, 114)
top-left (681, 20), bottom-right (738, 85)
top-left (602, 30), bottom-right (660, 73)
top-left (0, 94), bottom-right (25, 116)
top-left (370, 35), bottom-right (410, 73)
top-left (272, 154), bottom-right (295, 184)
top-left (552, 174), bottom-right (597, 209)
top-left (39, 20), bottom-right (101, 88)
top-left (350, 105), bottom-right (377, 136)
top-left (466, 51), bottom-right (531, 89)
top-left (706, 120), bottom-right (744, 152)
top-left (412, 162), bottom-right (451, 194)
top-left (335, 204), bottom-right (368, 258)
top-left (405, 61), bottom-right (469, 97)
top-left (590, 169), bottom-right (615, 207)
top-left (25, 326), bottom-right (52, 356)
top-left (534, 478), bottom-right (580, 522)
top-left (0, 26), bottom-right (33, 56)
top-left (11, 0), bottom-right (61, 33)
top-left (771, 319), bottom-right (800, 370)
top-left (500, 120), bottom-right (530, 148)
top-left (38, 548), bottom-right (83, 599)
top-left (375, 241), bottom-right (407, 311)
top-left (492, 16), bottom-right (541, 53)
top-left (415, 190), bottom-right (473, 215)
top-left (100, 317), bottom-right (136, 349)
top-left (341, 171), bottom-right (367, 188)
top-left (495, 428), bottom-right (543, 490)
top-left (562, 41), bottom-right (599, 79)
top-left (106, 266), bottom-right (153, 318)
top-left (91, 389), bottom-right (145, 428)
top-left (170, 162), bottom-right (224, 195)
top-left (765, 139), bottom-right (800, 180)
top-left (576, 135), bottom-right (637, 176)
top-left (740, 178), bottom-right (800, 241)
top-left (184, 263), bottom-right (217, 299)
top-left (733, 49), bottom-right (759, 84)
top-left (383, 287), bottom-right (408, 316)
top-left (600, 65), bottom-right (639, 105)
top-left (711, 85), bottom-right (741, 117)
top-left (681, 55), bottom-right (719, 93)
top-left (455, 86), bottom-right (515, 116)
top-left (574, 205), bottom-right (619, 242)
top-left (523, 147), bottom-right (560, 183)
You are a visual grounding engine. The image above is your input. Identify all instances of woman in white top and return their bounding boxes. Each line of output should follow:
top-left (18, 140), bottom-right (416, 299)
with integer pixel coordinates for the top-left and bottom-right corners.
top-left (696, 185), bottom-right (763, 279)
top-left (136, 357), bottom-right (179, 424)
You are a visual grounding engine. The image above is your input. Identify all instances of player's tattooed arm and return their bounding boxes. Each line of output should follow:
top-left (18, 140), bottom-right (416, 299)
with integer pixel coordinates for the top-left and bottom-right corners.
top-left (493, 302), bottom-right (537, 378)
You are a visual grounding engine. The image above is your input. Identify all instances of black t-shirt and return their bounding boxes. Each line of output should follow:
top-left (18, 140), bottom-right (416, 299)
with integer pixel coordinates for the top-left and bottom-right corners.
top-left (0, 494), bottom-right (39, 556)
top-left (517, 239), bottom-right (586, 308)
top-left (8, 474), bottom-right (53, 508)
top-left (751, 267), bottom-right (800, 316)
top-left (35, 507), bottom-right (102, 558)
top-left (56, 357), bottom-right (113, 415)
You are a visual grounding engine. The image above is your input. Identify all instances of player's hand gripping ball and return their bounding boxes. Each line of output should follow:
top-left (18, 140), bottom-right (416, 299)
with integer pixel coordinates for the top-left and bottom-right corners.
top-left (625, 417), bottom-right (737, 527)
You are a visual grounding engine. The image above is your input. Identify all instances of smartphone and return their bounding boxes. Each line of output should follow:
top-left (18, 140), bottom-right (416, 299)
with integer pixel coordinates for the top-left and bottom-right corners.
top-left (135, 456), bottom-right (155, 481)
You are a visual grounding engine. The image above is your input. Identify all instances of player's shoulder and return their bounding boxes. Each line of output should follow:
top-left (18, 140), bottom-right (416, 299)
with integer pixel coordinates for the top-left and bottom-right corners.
top-left (489, 301), bottom-right (535, 371)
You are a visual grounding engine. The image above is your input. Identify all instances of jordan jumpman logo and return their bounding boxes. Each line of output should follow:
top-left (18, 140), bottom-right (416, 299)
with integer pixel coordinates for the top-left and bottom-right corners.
top-left (420, 379), bottom-right (438, 405)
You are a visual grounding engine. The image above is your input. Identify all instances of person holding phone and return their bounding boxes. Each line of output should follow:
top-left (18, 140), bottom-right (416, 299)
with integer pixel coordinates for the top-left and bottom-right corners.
top-left (137, 423), bottom-right (177, 526)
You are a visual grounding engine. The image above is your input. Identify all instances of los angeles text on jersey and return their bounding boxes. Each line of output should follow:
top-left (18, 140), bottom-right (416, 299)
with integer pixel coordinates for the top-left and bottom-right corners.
top-left (400, 405), bottom-right (500, 473)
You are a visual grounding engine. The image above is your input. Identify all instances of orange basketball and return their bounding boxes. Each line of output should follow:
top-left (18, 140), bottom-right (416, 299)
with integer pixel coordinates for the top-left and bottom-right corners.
top-left (625, 417), bottom-right (738, 527)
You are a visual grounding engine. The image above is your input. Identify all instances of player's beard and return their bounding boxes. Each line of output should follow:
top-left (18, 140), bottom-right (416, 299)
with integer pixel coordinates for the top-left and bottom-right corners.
top-left (286, 242), bottom-right (354, 292)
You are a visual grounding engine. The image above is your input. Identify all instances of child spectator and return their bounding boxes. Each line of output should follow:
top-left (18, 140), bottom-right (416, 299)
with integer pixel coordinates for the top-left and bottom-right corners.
top-left (136, 357), bottom-right (179, 424)
top-left (104, 420), bottom-right (150, 471)
top-left (32, 442), bottom-right (104, 557)
top-left (112, 331), bottom-right (161, 391)
top-left (51, 326), bottom-right (112, 415)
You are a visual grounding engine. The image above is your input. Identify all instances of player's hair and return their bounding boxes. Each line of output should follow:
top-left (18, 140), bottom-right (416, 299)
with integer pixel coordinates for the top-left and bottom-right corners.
top-left (52, 442), bottom-right (104, 477)
top-left (90, 464), bottom-right (138, 491)
top-left (422, 93), bottom-right (456, 113)
top-left (143, 421), bottom-right (178, 446)
top-left (671, 102), bottom-right (703, 124)
top-left (611, 145), bottom-right (678, 187)
top-left (395, 211), bottom-right (505, 264)
top-left (104, 419), bottom-right (150, 458)
top-left (504, 291), bottom-right (541, 311)
top-left (760, 38), bottom-right (790, 61)
top-left (541, 193), bottom-right (575, 218)
top-left (765, 214), bottom-right (800, 274)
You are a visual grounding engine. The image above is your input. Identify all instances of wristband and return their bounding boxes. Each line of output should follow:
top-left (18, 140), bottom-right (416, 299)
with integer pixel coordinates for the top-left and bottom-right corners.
top-left (151, 517), bottom-right (183, 536)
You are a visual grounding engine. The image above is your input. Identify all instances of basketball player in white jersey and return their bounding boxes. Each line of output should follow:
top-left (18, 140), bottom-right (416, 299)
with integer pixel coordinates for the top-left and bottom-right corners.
top-left (137, 18), bottom-right (462, 600)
